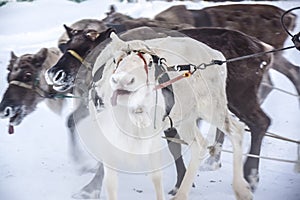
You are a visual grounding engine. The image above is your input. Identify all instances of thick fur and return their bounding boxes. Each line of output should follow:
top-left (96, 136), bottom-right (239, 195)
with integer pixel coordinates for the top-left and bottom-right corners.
top-left (50, 23), bottom-right (275, 196)
top-left (0, 47), bottom-right (64, 126)
top-left (104, 4), bottom-right (299, 103)
top-left (155, 4), bottom-right (296, 49)
top-left (58, 19), bottom-right (108, 52)
top-left (91, 33), bottom-right (253, 200)
top-left (154, 4), bottom-right (300, 102)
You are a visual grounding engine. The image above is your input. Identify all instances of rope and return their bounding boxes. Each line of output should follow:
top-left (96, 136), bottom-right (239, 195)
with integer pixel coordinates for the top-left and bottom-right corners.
top-left (169, 45), bottom-right (296, 72)
top-left (266, 131), bottom-right (300, 144)
top-left (261, 81), bottom-right (300, 98)
top-left (245, 129), bottom-right (300, 145)
top-left (50, 93), bottom-right (83, 99)
top-left (161, 135), bottom-right (299, 164)
top-left (221, 149), bottom-right (298, 164)
top-left (211, 45), bottom-right (296, 66)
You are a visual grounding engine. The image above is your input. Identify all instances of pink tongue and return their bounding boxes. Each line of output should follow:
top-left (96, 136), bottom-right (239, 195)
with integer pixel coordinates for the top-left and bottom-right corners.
top-left (9, 125), bottom-right (14, 134)
top-left (111, 91), bottom-right (118, 106)
top-left (110, 90), bottom-right (131, 106)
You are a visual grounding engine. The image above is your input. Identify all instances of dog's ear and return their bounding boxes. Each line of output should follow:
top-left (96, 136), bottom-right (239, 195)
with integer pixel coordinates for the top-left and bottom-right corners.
top-left (97, 28), bottom-right (116, 42)
top-left (85, 28), bottom-right (116, 42)
top-left (33, 48), bottom-right (48, 68)
top-left (64, 24), bottom-right (78, 39)
top-left (85, 30), bottom-right (100, 41)
top-left (7, 51), bottom-right (18, 71)
top-left (102, 28), bottom-right (116, 39)
top-left (106, 5), bottom-right (116, 16)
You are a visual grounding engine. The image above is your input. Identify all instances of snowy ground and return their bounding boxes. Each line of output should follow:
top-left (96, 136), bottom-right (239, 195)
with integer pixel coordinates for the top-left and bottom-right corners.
top-left (0, 0), bottom-right (300, 200)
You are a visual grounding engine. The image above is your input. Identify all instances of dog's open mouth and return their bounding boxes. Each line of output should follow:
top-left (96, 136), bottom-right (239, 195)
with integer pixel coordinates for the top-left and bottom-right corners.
top-left (9, 113), bottom-right (19, 124)
top-left (8, 111), bottom-right (22, 134)
top-left (53, 83), bottom-right (72, 92)
top-left (111, 89), bottom-right (132, 106)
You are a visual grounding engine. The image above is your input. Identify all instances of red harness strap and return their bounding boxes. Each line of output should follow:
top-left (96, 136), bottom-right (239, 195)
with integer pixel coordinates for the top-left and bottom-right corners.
top-left (137, 52), bottom-right (193, 90)
top-left (116, 51), bottom-right (192, 90)
top-left (137, 52), bottom-right (149, 84)
top-left (153, 72), bottom-right (191, 91)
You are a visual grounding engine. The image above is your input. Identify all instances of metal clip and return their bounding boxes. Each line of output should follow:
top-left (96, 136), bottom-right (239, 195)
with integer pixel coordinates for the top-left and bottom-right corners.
top-left (158, 57), bottom-right (166, 66)
top-left (196, 63), bottom-right (207, 70)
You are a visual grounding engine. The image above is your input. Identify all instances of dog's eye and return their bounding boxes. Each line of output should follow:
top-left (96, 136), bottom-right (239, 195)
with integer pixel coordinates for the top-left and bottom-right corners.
top-left (71, 30), bottom-right (78, 35)
top-left (148, 61), bottom-right (153, 68)
top-left (23, 72), bottom-right (32, 81)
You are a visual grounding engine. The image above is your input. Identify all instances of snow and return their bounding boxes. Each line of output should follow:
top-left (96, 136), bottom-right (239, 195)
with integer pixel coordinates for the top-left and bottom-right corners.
top-left (0, 0), bottom-right (300, 200)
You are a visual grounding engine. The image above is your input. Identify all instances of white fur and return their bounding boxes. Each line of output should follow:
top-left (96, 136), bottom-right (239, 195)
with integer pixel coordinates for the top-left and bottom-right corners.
top-left (91, 33), bottom-right (253, 200)
top-left (41, 47), bottom-right (65, 115)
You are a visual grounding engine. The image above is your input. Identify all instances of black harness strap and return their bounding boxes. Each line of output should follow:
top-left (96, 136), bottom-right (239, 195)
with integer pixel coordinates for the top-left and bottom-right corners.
top-left (93, 64), bottom-right (106, 82)
top-left (152, 54), bottom-right (175, 120)
top-left (292, 32), bottom-right (300, 51)
top-left (8, 80), bottom-right (69, 99)
top-left (9, 80), bottom-right (49, 98)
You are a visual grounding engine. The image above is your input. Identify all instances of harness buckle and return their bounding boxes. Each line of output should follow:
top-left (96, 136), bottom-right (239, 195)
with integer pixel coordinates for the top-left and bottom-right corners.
top-left (292, 32), bottom-right (300, 51)
top-left (157, 57), bottom-right (167, 71)
top-left (183, 72), bottom-right (191, 77)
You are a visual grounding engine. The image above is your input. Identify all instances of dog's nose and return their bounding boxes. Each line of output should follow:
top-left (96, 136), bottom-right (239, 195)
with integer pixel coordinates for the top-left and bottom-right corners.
top-left (53, 70), bottom-right (66, 84)
top-left (111, 73), bottom-right (135, 88)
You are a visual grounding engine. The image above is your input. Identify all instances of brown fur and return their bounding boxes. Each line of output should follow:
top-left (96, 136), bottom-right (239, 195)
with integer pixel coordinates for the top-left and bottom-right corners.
top-left (101, 4), bottom-right (300, 103)
top-left (0, 48), bottom-right (63, 126)
top-left (58, 19), bottom-right (108, 52)
top-left (155, 4), bottom-right (297, 49)
top-left (202, 4), bottom-right (296, 49)
top-left (51, 23), bottom-right (274, 193)
top-left (45, 4), bottom-right (299, 197)
top-left (180, 28), bottom-right (272, 190)
top-left (154, 4), bottom-right (300, 100)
